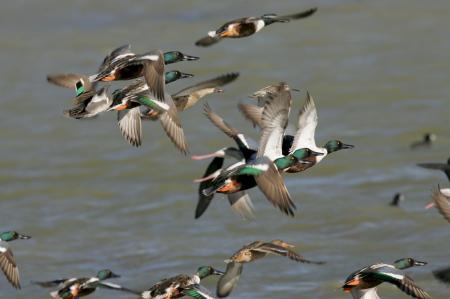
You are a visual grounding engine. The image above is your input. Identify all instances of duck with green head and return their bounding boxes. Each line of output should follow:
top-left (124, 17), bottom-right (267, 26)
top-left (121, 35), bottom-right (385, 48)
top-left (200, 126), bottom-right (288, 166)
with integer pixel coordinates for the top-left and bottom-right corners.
top-left (90, 47), bottom-right (198, 103)
top-left (33, 269), bottom-right (139, 299)
top-left (0, 231), bottom-right (30, 289)
top-left (342, 259), bottom-right (430, 299)
top-left (195, 8), bottom-right (317, 47)
top-left (141, 265), bottom-right (224, 299)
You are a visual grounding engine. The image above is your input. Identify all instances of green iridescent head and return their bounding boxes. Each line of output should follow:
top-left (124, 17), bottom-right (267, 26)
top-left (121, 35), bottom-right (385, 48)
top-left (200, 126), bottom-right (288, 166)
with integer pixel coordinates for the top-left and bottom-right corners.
top-left (393, 258), bottom-right (427, 270)
top-left (323, 140), bottom-right (354, 154)
top-left (165, 70), bottom-right (194, 84)
top-left (0, 231), bottom-right (31, 242)
top-left (96, 269), bottom-right (120, 280)
top-left (163, 51), bottom-right (199, 64)
top-left (196, 266), bottom-right (224, 279)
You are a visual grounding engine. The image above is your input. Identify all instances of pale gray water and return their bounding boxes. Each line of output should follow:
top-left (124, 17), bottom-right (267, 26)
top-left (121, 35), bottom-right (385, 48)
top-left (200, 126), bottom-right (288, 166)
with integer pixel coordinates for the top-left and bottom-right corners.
top-left (0, 0), bottom-right (449, 298)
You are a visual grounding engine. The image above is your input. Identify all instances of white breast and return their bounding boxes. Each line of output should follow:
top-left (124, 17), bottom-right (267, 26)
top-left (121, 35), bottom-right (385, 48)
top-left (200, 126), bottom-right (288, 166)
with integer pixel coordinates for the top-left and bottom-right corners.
top-left (351, 288), bottom-right (380, 299)
top-left (255, 20), bottom-right (265, 32)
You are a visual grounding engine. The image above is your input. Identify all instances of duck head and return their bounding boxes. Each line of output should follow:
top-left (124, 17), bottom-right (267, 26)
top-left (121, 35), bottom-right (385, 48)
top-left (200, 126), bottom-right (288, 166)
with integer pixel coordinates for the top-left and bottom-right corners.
top-left (393, 258), bottom-right (427, 270)
top-left (96, 269), bottom-right (120, 280)
top-left (165, 70), bottom-right (194, 84)
top-left (163, 51), bottom-right (199, 64)
top-left (196, 266), bottom-right (224, 279)
top-left (0, 231), bottom-right (31, 242)
top-left (324, 140), bottom-right (354, 153)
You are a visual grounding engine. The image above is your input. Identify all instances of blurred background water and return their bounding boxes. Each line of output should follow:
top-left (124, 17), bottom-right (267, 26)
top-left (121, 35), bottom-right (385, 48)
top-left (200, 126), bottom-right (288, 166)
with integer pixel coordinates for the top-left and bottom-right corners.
top-left (0, 0), bottom-right (449, 298)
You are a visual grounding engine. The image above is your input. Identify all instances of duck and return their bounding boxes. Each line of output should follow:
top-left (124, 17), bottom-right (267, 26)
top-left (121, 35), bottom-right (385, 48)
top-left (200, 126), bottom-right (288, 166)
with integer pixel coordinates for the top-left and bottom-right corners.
top-left (410, 133), bottom-right (436, 149)
top-left (108, 79), bottom-right (188, 153)
top-left (239, 88), bottom-right (354, 172)
top-left (33, 269), bottom-right (138, 299)
top-left (196, 103), bottom-right (319, 217)
top-left (417, 157), bottom-right (450, 181)
top-left (390, 192), bottom-right (405, 207)
top-left (140, 266), bottom-right (223, 299)
top-left (216, 240), bottom-right (324, 297)
top-left (195, 8), bottom-right (317, 47)
top-left (433, 265), bottom-right (450, 285)
top-left (425, 187), bottom-right (450, 223)
top-left (172, 72), bottom-right (239, 111)
top-left (90, 49), bottom-right (167, 102)
top-left (342, 259), bottom-right (430, 299)
top-left (0, 231), bottom-right (30, 289)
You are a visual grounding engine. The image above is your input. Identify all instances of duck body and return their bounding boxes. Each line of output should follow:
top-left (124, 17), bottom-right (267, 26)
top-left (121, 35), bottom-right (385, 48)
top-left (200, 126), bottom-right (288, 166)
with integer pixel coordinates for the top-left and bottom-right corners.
top-left (142, 266), bottom-right (223, 299)
top-left (195, 8), bottom-right (317, 47)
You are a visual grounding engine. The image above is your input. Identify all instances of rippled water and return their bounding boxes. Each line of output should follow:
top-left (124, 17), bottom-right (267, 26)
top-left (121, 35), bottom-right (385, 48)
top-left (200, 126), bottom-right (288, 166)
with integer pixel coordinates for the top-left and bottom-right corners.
top-left (1, 0), bottom-right (449, 298)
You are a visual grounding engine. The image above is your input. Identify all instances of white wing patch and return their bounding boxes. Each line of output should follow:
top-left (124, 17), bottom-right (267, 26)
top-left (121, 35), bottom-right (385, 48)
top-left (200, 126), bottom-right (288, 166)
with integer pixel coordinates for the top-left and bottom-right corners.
top-left (290, 92), bottom-right (319, 152)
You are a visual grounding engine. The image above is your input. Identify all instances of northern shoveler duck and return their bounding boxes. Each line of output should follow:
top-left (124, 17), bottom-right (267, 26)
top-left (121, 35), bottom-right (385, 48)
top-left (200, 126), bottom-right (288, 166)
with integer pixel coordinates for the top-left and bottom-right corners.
top-left (172, 73), bottom-right (239, 111)
top-left (195, 8), bottom-right (317, 47)
top-left (33, 269), bottom-right (138, 299)
top-left (390, 192), bottom-right (405, 206)
top-left (240, 88), bottom-right (353, 172)
top-left (433, 265), bottom-right (450, 285)
top-left (342, 259), bottom-right (430, 299)
top-left (47, 45), bottom-right (197, 90)
top-left (425, 187), bottom-right (450, 223)
top-left (410, 133), bottom-right (436, 149)
top-left (0, 231), bottom-right (30, 289)
top-left (196, 103), bottom-right (318, 217)
top-left (90, 49), bottom-right (167, 102)
top-left (63, 80), bottom-right (111, 119)
top-left (216, 240), bottom-right (324, 297)
top-left (417, 157), bottom-right (450, 181)
top-left (141, 266), bottom-right (223, 299)
top-left (108, 79), bottom-right (188, 153)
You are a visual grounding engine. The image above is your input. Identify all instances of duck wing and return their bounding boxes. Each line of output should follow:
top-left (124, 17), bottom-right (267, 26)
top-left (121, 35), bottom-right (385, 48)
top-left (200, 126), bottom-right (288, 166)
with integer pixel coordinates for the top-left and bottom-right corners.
top-left (257, 86), bottom-right (291, 161)
top-left (195, 35), bottom-right (222, 47)
top-left (96, 281), bottom-right (141, 294)
top-left (47, 73), bottom-right (94, 91)
top-left (184, 284), bottom-right (216, 299)
top-left (254, 157), bottom-right (295, 216)
top-left (196, 157), bottom-right (225, 219)
top-left (142, 50), bottom-right (166, 102)
top-left (431, 188), bottom-right (450, 223)
top-left (31, 279), bottom-right (70, 288)
top-left (227, 191), bottom-right (255, 219)
top-left (252, 242), bottom-right (324, 264)
top-left (290, 91), bottom-right (319, 152)
top-left (277, 7), bottom-right (318, 20)
top-left (216, 262), bottom-right (243, 298)
top-left (0, 243), bottom-right (20, 289)
top-left (159, 94), bottom-right (188, 154)
top-left (117, 107), bottom-right (142, 147)
top-left (238, 103), bottom-right (263, 128)
top-left (417, 163), bottom-right (450, 181)
top-left (99, 44), bottom-right (132, 72)
top-left (203, 103), bottom-right (251, 152)
top-left (173, 73), bottom-right (239, 110)
top-left (433, 265), bottom-right (450, 284)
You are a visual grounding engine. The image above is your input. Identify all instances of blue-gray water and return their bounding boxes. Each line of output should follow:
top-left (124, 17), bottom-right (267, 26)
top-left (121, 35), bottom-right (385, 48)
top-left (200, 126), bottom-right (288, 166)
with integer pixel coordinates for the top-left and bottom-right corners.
top-left (1, 0), bottom-right (449, 298)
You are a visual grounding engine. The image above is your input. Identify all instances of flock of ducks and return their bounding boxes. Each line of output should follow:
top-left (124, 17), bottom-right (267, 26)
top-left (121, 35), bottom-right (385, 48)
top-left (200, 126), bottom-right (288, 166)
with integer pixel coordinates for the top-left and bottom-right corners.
top-left (1, 5), bottom-right (449, 299)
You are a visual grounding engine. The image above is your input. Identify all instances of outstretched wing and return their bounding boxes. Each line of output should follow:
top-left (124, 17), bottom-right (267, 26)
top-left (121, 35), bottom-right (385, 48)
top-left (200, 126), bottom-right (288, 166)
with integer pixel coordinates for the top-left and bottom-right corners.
top-left (431, 188), bottom-right (450, 223)
top-left (159, 94), bottom-right (188, 154)
top-left (290, 92), bottom-right (318, 152)
top-left (0, 244), bottom-right (20, 289)
top-left (252, 242), bottom-right (324, 264)
top-left (277, 7), bottom-right (318, 20)
top-left (142, 50), bottom-right (166, 102)
top-left (216, 262), bottom-right (243, 298)
top-left (117, 107), bottom-right (142, 147)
